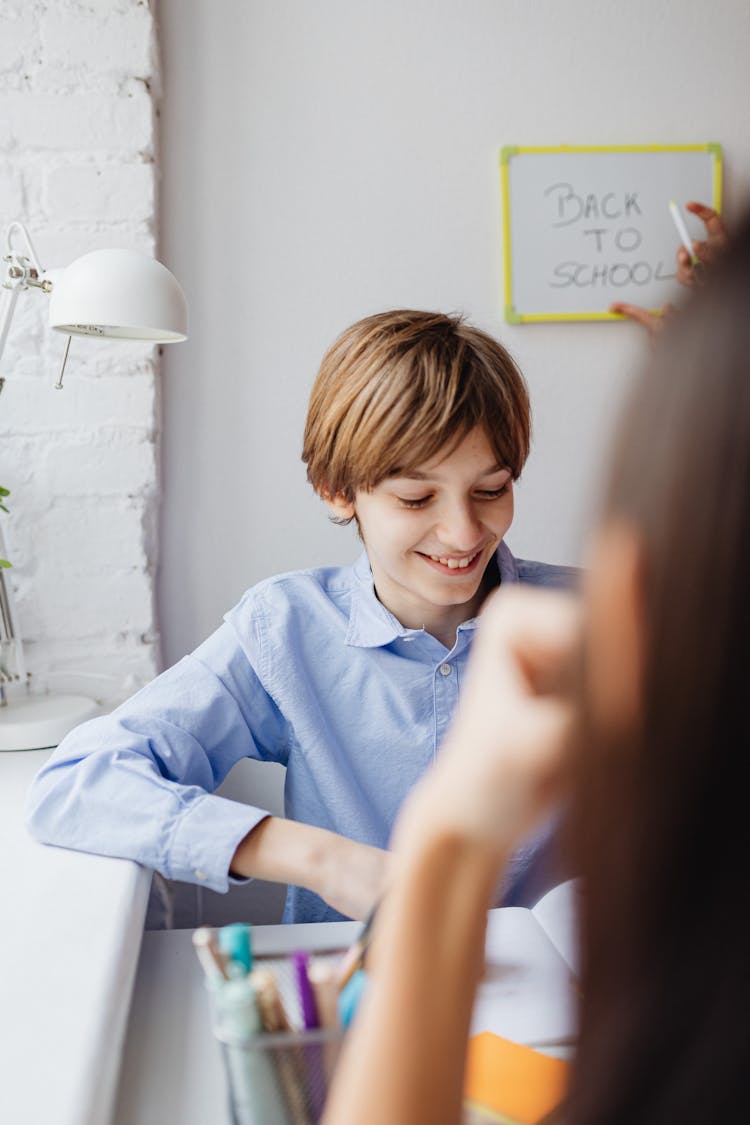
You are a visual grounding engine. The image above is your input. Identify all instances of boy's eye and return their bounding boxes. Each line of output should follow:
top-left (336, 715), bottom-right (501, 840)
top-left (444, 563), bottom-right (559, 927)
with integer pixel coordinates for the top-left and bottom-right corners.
top-left (397, 495), bottom-right (431, 509)
top-left (397, 484), bottom-right (508, 509)
top-left (475, 485), bottom-right (509, 500)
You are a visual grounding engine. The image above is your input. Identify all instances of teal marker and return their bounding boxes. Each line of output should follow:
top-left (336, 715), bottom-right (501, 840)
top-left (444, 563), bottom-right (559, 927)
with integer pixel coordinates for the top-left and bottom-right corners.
top-left (218, 923), bottom-right (253, 975)
top-left (212, 975), bottom-right (288, 1125)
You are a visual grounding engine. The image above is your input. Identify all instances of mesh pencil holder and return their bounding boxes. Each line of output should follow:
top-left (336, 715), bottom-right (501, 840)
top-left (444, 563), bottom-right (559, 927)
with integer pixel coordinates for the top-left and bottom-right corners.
top-left (215, 1025), bottom-right (345, 1125)
top-left (206, 951), bottom-right (348, 1125)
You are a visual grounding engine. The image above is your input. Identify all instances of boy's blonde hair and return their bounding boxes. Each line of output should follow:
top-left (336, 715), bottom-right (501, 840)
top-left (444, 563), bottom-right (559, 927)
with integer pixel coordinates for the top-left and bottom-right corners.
top-left (302, 309), bottom-right (530, 502)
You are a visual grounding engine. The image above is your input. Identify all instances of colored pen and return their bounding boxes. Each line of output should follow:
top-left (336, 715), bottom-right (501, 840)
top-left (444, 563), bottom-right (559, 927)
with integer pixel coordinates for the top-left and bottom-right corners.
top-left (669, 200), bottom-right (699, 265)
top-left (250, 968), bottom-right (292, 1032)
top-left (193, 926), bottom-right (229, 982)
top-left (215, 975), bottom-right (290, 1125)
top-left (336, 900), bottom-right (378, 991)
top-left (218, 922), bottom-right (253, 975)
top-left (307, 960), bottom-right (340, 1030)
top-left (338, 968), bottom-right (368, 1029)
top-left (293, 951), bottom-right (319, 1030)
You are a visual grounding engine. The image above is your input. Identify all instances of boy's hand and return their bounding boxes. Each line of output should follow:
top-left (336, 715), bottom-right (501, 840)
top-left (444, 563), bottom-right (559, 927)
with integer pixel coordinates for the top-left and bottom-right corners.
top-left (231, 816), bottom-right (390, 921)
top-left (391, 587), bottom-right (580, 862)
top-left (317, 835), bottom-right (392, 921)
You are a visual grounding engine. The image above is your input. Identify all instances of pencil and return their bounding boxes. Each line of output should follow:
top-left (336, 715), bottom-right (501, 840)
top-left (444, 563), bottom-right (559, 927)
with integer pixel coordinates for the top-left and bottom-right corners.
top-left (336, 900), bottom-right (378, 991)
top-left (193, 926), bottom-right (229, 982)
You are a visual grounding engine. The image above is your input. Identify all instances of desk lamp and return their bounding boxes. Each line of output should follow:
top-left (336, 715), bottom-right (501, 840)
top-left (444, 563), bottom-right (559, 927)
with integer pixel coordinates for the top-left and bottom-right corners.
top-left (0, 221), bottom-right (187, 751)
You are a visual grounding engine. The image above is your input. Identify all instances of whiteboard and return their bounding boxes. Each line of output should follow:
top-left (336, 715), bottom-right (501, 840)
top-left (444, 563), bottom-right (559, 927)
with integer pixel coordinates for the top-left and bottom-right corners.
top-left (500, 144), bottom-right (722, 323)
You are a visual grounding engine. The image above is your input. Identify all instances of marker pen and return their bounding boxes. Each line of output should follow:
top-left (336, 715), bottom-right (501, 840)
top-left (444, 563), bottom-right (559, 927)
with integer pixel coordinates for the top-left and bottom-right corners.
top-left (669, 200), bottom-right (699, 265)
top-left (293, 951), bottom-right (319, 1030)
top-left (218, 922), bottom-right (253, 975)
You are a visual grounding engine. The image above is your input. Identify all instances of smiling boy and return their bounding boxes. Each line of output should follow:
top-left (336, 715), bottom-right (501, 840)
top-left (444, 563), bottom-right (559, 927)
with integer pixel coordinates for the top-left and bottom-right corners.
top-left (327, 429), bottom-right (513, 650)
top-left (28, 310), bottom-right (576, 924)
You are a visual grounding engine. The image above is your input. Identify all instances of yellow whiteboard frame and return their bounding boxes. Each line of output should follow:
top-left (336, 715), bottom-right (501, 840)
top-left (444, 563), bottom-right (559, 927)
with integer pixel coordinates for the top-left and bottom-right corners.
top-left (500, 143), bottom-right (723, 324)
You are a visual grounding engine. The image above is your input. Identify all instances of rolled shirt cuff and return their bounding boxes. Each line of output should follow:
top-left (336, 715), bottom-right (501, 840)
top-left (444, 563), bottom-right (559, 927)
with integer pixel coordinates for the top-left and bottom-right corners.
top-left (165, 791), bottom-right (270, 892)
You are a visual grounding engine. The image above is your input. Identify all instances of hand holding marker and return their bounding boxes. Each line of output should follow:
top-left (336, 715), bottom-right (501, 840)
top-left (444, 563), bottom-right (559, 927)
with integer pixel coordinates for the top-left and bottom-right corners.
top-left (610, 200), bottom-right (728, 332)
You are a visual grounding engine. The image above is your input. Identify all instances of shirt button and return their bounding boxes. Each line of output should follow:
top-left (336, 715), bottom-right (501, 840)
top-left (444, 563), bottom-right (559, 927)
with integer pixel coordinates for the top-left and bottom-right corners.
top-left (439, 663), bottom-right (452, 676)
top-left (195, 869), bottom-right (208, 881)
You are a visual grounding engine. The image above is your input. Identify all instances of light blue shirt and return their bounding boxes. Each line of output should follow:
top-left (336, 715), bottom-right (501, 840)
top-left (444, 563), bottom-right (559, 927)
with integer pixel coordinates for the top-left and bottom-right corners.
top-left (27, 543), bottom-right (577, 923)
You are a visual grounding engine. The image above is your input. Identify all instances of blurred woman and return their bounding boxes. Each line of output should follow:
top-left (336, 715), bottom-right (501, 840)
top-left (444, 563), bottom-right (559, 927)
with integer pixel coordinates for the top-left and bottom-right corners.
top-left (324, 211), bottom-right (750, 1125)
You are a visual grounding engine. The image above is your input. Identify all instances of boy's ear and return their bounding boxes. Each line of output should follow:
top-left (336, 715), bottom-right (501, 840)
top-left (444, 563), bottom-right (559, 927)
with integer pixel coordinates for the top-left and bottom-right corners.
top-left (322, 491), bottom-right (356, 521)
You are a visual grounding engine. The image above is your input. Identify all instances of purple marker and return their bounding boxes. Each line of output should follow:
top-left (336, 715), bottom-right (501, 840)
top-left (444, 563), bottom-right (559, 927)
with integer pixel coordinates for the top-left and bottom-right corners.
top-left (293, 951), bottom-right (319, 1030)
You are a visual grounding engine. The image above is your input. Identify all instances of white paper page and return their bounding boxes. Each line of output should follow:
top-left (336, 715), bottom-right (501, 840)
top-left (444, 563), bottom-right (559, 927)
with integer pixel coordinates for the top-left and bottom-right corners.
top-left (470, 907), bottom-right (579, 1047)
top-left (532, 878), bottom-right (583, 977)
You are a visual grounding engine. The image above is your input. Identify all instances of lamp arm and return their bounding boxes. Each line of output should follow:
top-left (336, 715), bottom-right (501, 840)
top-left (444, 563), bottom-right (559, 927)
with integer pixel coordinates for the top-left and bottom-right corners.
top-left (1, 221), bottom-right (60, 387)
top-left (6, 221), bottom-right (44, 274)
top-left (1, 221), bottom-right (47, 377)
top-left (0, 285), bottom-right (21, 379)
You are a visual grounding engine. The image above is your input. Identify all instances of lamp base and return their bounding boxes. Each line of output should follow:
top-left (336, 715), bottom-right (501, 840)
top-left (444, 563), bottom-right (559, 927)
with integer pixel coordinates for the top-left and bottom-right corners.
top-left (0, 692), bottom-right (99, 752)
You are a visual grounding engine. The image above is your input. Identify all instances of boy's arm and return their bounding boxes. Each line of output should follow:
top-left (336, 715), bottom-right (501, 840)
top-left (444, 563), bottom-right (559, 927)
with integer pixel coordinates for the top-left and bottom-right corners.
top-left (231, 816), bottom-right (390, 921)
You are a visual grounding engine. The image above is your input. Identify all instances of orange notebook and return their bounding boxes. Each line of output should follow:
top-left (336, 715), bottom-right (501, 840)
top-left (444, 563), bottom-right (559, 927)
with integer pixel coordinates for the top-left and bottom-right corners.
top-left (463, 1032), bottom-right (570, 1125)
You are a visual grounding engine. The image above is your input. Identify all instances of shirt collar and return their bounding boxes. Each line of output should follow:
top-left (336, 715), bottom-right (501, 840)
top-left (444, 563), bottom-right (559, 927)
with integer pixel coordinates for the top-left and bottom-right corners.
top-left (345, 541), bottom-right (520, 649)
top-left (346, 552), bottom-right (405, 648)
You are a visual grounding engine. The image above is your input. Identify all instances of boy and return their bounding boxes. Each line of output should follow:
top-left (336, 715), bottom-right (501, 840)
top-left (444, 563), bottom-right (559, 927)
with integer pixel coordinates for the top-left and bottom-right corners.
top-left (27, 310), bottom-right (576, 924)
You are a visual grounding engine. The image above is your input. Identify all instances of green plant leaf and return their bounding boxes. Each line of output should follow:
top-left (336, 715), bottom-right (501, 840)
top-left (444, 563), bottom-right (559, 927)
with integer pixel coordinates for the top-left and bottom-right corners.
top-left (0, 559), bottom-right (11, 568)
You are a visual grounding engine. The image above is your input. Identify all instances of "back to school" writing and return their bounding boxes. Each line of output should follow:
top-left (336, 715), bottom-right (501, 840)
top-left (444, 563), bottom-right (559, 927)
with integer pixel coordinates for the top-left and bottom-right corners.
top-left (543, 181), bottom-right (674, 290)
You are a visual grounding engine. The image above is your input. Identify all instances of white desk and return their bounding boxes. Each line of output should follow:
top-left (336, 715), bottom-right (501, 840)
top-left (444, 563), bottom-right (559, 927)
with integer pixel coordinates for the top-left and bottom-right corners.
top-left (115, 902), bottom-right (578, 1124)
top-left (0, 749), bottom-right (578, 1125)
top-left (0, 748), bottom-right (152, 1125)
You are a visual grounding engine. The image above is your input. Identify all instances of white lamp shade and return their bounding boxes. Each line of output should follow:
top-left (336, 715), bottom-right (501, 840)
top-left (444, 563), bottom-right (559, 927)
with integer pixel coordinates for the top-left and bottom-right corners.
top-left (48, 248), bottom-right (188, 342)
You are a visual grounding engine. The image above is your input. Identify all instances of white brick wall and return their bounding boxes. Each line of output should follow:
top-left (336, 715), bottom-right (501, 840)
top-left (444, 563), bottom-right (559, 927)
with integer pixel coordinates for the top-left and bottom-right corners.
top-left (0, 0), bottom-right (162, 706)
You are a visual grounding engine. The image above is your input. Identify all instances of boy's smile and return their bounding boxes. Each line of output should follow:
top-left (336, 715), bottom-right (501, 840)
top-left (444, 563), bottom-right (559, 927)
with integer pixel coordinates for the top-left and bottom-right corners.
top-left (327, 427), bottom-right (515, 648)
top-left (418, 548), bottom-right (484, 575)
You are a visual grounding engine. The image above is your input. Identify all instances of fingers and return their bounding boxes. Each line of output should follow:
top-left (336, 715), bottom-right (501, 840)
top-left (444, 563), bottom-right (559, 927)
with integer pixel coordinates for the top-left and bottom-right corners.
top-left (693, 236), bottom-right (726, 266)
top-left (475, 587), bottom-right (581, 699)
top-left (392, 589), bottom-right (581, 858)
top-left (685, 200), bottom-right (721, 224)
top-left (680, 202), bottom-right (730, 282)
top-left (685, 201), bottom-right (729, 246)
top-left (609, 302), bottom-right (665, 335)
top-left (676, 245), bottom-right (696, 286)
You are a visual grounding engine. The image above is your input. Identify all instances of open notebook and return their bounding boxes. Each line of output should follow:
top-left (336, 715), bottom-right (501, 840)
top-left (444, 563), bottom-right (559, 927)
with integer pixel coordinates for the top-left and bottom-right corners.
top-left (471, 879), bottom-right (582, 1048)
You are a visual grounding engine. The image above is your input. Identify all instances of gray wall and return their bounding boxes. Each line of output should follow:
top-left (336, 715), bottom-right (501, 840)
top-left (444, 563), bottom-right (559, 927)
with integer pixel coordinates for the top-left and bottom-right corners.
top-left (154, 0), bottom-right (750, 924)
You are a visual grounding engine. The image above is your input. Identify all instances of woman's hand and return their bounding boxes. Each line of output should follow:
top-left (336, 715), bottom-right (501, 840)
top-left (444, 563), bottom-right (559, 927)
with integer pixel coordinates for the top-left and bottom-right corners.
top-left (675, 200), bottom-right (729, 285)
top-left (608, 300), bottom-right (674, 337)
top-left (610, 200), bottom-right (729, 337)
top-left (391, 587), bottom-right (580, 864)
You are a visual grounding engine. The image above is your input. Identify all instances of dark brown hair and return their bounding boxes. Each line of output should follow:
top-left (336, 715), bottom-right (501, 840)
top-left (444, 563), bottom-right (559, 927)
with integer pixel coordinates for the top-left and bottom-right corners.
top-left (567, 216), bottom-right (750, 1124)
top-left (301, 309), bottom-right (530, 502)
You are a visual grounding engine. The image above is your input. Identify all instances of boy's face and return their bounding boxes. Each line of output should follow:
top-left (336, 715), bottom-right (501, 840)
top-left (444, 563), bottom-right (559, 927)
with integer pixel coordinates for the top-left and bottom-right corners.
top-left (327, 427), bottom-right (514, 638)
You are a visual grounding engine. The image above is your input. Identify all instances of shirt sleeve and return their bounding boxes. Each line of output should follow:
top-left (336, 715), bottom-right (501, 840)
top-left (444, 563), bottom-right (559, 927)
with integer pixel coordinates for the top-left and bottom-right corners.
top-left (25, 613), bottom-right (289, 893)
